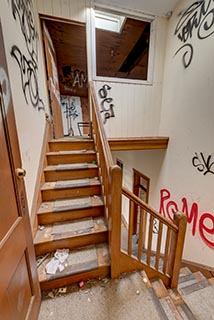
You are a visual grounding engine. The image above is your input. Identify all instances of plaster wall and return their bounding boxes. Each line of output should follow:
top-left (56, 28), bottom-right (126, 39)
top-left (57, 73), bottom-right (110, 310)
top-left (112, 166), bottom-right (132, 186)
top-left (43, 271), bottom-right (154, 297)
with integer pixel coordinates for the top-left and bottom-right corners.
top-left (117, 0), bottom-right (214, 268)
top-left (156, 0), bottom-right (214, 267)
top-left (0, 1), bottom-right (49, 213)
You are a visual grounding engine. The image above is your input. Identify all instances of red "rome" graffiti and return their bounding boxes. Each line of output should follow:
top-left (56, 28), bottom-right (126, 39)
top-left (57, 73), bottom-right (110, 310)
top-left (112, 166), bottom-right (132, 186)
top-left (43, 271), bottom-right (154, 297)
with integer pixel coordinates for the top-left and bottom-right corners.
top-left (159, 189), bottom-right (214, 249)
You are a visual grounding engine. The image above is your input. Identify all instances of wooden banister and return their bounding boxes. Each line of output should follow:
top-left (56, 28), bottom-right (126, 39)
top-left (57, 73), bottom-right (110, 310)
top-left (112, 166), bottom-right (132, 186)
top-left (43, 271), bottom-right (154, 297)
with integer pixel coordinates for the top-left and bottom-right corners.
top-left (89, 81), bottom-right (187, 289)
top-left (122, 187), bottom-right (187, 288)
top-left (122, 187), bottom-right (178, 232)
top-left (170, 212), bottom-right (187, 288)
top-left (89, 82), bottom-right (122, 279)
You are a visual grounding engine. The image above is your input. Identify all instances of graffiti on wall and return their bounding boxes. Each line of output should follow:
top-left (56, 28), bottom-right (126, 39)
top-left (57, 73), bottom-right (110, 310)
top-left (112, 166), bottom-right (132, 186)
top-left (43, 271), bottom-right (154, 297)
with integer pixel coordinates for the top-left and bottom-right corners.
top-left (60, 95), bottom-right (82, 136)
top-left (9, 0), bottom-right (44, 110)
top-left (60, 66), bottom-right (87, 92)
top-left (192, 152), bottom-right (214, 175)
top-left (98, 84), bottom-right (115, 124)
top-left (174, 0), bottom-right (214, 68)
top-left (159, 188), bottom-right (214, 249)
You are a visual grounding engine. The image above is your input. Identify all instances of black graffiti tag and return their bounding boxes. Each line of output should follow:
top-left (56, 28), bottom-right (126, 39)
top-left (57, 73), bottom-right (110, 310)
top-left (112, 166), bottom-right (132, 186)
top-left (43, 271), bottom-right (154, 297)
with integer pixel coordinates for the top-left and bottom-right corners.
top-left (98, 85), bottom-right (115, 124)
top-left (175, 0), bottom-right (214, 68)
top-left (192, 152), bottom-right (214, 175)
top-left (9, 0), bottom-right (44, 110)
top-left (61, 66), bottom-right (87, 91)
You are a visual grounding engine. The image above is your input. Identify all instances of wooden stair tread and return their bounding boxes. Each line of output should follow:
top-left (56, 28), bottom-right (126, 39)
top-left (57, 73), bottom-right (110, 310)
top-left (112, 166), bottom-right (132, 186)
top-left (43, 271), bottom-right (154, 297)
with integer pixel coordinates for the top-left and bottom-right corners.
top-left (46, 150), bottom-right (96, 156)
top-left (44, 163), bottom-right (98, 172)
top-left (151, 279), bottom-right (169, 298)
top-left (41, 178), bottom-right (101, 191)
top-left (38, 196), bottom-right (103, 214)
top-left (37, 243), bottom-right (110, 290)
top-left (50, 138), bottom-right (93, 142)
top-left (34, 216), bottom-right (107, 246)
top-left (178, 271), bottom-right (206, 289)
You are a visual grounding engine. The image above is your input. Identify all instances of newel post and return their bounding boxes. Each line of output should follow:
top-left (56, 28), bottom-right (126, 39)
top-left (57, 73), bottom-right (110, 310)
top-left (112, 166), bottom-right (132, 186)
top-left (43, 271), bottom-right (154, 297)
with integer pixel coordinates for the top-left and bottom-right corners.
top-left (110, 165), bottom-right (122, 279)
top-left (170, 212), bottom-right (187, 288)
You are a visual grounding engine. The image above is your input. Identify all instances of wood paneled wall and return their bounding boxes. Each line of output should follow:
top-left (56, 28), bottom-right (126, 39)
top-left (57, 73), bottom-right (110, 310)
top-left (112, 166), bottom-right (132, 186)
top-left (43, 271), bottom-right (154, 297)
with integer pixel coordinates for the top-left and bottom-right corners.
top-left (36, 0), bottom-right (88, 22)
top-left (95, 17), bottom-right (169, 138)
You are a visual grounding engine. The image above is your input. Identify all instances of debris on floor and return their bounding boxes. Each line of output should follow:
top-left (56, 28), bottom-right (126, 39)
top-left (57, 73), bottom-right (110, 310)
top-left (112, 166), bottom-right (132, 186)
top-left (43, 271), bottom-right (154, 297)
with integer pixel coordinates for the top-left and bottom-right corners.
top-left (38, 225), bottom-right (45, 231)
top-left (78, 280), bottom-right (85, 288)
top-left (45, 249), bottom-right (69, 275)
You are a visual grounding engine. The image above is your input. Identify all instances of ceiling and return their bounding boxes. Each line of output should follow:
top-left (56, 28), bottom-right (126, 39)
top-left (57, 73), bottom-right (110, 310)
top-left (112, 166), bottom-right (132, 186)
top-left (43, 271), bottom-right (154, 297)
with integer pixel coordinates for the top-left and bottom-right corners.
top-left (45, 20), bottom-right (88, 97)
top-left (96, 18), bottom-right (150, 80)
top-left (95, 0), bottom-right (181, 16)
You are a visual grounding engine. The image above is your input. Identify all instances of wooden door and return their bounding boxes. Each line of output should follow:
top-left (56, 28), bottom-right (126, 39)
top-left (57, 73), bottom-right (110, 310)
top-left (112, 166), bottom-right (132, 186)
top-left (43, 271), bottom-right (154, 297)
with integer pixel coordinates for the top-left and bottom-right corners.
top-left (0, 23), bottom-right (41, 320)
top-left (132, 169), bottom-right (150, 234)
top-left (43, 21), bottom-right (64, 138)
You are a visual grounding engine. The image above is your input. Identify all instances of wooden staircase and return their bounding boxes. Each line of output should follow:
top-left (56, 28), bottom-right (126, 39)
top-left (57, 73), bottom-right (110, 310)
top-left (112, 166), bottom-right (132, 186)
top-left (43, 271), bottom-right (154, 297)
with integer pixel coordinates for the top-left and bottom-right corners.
top-left (34, 138), bottom-right (110, 291)
top-left (148, 267), bottom-right (214, 319)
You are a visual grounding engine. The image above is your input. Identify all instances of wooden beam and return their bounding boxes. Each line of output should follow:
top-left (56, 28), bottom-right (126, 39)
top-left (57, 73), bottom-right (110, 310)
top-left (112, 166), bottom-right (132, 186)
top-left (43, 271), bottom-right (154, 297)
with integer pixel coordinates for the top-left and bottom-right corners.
top-left (108, 137), bottom-right (169, 151)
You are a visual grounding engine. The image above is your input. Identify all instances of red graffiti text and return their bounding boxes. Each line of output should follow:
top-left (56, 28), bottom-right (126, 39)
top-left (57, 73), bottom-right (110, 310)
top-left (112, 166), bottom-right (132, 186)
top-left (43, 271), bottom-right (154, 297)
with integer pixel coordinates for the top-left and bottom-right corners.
top-left (159, 189), bottom-right (214, 249)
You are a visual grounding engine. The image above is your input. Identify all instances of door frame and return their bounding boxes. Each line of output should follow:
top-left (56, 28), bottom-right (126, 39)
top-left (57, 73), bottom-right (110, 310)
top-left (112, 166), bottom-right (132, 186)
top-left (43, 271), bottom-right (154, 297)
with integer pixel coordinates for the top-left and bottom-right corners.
top-left (132, 168), bottom-right (150, 234)
top-left (0, 23), bottom-right (41, 318)
top-left (39, 14), bottom-right (89, 138)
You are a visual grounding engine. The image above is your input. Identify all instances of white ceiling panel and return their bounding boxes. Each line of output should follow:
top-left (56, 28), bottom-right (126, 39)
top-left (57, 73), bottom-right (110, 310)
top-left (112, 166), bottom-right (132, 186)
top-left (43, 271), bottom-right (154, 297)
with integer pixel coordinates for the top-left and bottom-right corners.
top-left (95, 0), bottom-right (181, 16)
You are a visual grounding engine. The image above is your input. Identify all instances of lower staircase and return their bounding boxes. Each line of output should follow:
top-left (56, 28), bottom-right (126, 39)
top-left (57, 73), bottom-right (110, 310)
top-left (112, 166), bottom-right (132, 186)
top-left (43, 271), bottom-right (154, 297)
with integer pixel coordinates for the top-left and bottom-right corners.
top-left (34, 138), bottom-right (110, 291)
top-left (149, 267), bottom-right (214, 319)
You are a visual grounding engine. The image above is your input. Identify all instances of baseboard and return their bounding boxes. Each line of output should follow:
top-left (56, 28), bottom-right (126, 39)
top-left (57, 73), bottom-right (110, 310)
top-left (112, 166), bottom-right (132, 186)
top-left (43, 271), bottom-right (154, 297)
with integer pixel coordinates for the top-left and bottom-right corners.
top-left (31, 119), bottom-right (52, 237)
top-left (182, 258), bottom-right (214, 274)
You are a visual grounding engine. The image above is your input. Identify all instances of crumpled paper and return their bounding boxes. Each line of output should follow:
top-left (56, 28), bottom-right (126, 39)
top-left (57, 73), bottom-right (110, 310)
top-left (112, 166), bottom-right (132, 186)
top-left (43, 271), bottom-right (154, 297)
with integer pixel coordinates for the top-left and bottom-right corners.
top-left (45, 249), bottom-right (69, 275)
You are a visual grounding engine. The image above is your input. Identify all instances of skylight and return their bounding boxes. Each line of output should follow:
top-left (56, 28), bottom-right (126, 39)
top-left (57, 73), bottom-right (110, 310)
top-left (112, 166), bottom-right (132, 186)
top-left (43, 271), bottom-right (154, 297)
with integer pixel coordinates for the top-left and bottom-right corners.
top-left (95, 10), bottom-right (125, 33)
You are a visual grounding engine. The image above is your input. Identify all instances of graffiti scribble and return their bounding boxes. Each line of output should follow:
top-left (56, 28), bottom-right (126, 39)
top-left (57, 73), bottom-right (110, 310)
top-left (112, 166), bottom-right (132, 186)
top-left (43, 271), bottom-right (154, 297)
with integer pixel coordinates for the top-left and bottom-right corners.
top-left (192, 152), bottom-right (214, 175)
top-left (98, 84), bottom-right (115, 124)
top-left (159, 188), bottom-right (214, 249)
top-left (61, 96), bottom-right (80, 135)
top-left (60, 66), bottom-right (87, 92)
top-left (174, 0), bottom-right (214, 68)
top-left (9, 0), bottom-right (44, 110)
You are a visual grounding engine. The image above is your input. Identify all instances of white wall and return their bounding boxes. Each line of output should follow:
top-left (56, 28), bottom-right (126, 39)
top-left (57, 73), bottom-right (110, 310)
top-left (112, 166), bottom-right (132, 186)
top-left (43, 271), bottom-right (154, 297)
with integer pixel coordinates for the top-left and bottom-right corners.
top-left (155, 0), bottom-right (214, 268)
top-left (110, 0), bottom-right (214, 269)
top-left (112, 150), bottom-right (167, 222)
top-left (94, 17), bottom-right (168, 137)
top-left (0, 1), bottom-right (49, 213)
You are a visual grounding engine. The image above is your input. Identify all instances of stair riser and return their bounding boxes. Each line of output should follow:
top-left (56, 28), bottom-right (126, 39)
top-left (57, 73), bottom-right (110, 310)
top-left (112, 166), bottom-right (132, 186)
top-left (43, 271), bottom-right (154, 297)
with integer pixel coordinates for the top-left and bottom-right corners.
top-left (44, 168), bottom-right (98, 182)
top-left (38, 206), bottom-right (104, 225)
top-left (42, 185), bottom-right (102, 201)
top-left (47, 154), bottom-right (96, 165)
top-left (40, 265), bottom-right (110, 291)
top-left (49, 141), bottom-right (94, 152)
top-left (35, 232), bottom-right (108, 256)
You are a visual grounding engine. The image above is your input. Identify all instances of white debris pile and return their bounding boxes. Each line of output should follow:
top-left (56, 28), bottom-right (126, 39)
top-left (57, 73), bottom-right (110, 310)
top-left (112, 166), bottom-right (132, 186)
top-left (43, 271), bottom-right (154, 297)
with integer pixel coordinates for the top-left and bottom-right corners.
top-left (45, 249), bottom-right (69, 275)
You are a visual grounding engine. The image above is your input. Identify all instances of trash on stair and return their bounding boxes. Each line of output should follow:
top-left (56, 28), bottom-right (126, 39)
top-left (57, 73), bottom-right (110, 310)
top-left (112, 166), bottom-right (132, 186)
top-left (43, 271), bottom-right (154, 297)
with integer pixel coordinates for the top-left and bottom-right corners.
top-left (38, 225), bottom-right (45, 231)
top-left (45, 249), bottom-right (69, 275)
top-left (78, 280), bottom-right (85, 288)
top-left (58, 287), bottom-right (67, 294)
top-left (40, 203), bottom-right (49, 209)
top-left (47, 291), bottom-right (55, 299)
top-left (136, 290), bottom-right (140, 295)
top-left (102, 277), bottom-right (110, 284)
top-left (143, 277), bottom-right (148, 283)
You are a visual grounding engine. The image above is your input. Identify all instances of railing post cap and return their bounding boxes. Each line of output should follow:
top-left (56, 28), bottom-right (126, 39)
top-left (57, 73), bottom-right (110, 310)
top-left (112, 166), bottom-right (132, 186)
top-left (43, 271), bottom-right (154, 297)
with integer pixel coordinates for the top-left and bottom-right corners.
top-left (174, 211), bottom-right (187, 223)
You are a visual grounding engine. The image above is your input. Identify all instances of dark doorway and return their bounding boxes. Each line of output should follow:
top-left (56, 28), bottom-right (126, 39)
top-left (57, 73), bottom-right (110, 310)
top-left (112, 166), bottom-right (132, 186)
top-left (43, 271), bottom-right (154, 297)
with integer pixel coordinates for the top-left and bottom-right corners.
top-left (132, 169), bottom-right (150, 234)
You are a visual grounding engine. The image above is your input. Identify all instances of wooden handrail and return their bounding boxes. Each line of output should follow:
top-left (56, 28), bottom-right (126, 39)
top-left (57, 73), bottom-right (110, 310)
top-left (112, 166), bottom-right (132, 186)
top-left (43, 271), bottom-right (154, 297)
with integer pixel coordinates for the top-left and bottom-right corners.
top-left (89, 81), bottom-right (186, 288)
top-left (122, 187), bottom-right (178, 232)
top-left (122, 186), bottom-right (187, 288)
top-left (90, 82), bottom-right (113, 166)
top-left (89, 81), bottom-right (122, 279)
